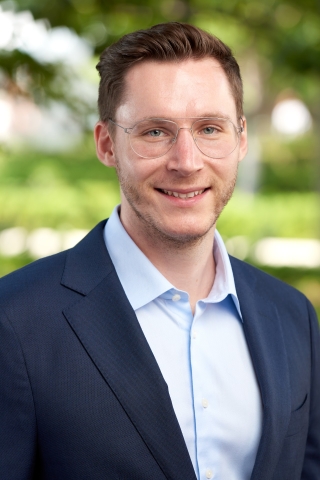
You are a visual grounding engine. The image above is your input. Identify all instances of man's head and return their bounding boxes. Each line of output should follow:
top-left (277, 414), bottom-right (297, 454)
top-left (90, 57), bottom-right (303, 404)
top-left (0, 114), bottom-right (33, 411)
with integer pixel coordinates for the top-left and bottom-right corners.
top-left (96, 22), bottom-right (243, 124)
top-left (95, 23), bottom-right (247, 250)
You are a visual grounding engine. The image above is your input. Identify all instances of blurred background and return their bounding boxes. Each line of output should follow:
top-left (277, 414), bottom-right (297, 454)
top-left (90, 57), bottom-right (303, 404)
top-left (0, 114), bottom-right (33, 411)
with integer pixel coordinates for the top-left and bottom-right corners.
top-left (0, 0), bottom-right (319, 317)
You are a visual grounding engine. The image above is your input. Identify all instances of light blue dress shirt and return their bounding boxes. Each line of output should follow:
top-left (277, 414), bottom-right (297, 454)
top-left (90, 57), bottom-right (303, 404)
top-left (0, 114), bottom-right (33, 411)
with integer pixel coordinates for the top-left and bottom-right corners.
top-left (104, 206), bottom-right (262, 480)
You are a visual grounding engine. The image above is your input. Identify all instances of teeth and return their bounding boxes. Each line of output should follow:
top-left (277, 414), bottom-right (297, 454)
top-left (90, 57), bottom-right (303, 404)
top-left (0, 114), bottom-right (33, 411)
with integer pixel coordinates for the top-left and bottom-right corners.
top-left (162, 189), bottom-right (205, 198)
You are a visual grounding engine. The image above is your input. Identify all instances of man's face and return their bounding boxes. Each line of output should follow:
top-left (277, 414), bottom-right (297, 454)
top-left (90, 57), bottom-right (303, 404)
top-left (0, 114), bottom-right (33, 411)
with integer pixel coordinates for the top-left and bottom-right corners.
top-left (95, 58), bottom-right (247, 247)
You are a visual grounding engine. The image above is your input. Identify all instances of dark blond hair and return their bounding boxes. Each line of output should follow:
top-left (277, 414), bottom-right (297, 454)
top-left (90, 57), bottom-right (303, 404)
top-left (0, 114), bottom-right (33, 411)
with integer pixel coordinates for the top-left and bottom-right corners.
top-left (96, 22), bottom-right (243, 122)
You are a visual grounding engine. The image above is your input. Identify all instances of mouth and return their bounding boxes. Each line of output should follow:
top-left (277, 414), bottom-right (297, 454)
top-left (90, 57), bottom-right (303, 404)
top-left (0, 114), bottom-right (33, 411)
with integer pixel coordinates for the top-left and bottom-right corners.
top-left (158, 188), bottom-right (207, 199)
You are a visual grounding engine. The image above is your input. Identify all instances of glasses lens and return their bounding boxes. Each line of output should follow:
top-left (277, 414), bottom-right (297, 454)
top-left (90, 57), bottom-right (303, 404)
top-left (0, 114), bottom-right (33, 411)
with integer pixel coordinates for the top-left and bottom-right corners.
top-left (192, 118), bottom-right (240, 158)
top-left (130, 119), bottom-right (177, 159)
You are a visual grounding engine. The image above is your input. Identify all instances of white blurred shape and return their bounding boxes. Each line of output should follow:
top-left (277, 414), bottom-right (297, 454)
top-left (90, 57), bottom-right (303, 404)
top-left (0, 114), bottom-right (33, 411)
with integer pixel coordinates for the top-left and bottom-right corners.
top-left (62, 230), bottom-right (88, 250)
top-left (0, 7), bottom-right (93, 149)
top-left (18, 18), bottom-right (48, 52)
top-left (254, 238), bottom-right (320, 267)
top-left (1, 7), bottom-right (92, 65)
top-left (225, 236), bottom-right (250, 260)
top-left (272, 99), bottom-right (312, 136)
top-left (27, 228), bottom-right (62, 258)
top-left (0, 227), bottom-right (27, 256)
top-left (20, 25), bottom-right (92, 65)
top-left (0, 9), bottom-right (14, 47)
top-left (48, 27), bottom-right (91, 64)
top-left (27, 102), bottom-right (83, 151)
top-left (0, 97), bottom-right (83, 150)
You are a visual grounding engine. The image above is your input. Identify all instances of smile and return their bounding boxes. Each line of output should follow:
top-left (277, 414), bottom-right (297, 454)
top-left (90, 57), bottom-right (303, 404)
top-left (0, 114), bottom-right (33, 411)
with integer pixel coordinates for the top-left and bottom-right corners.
top-left (161, 189), bottom-right (206, 199)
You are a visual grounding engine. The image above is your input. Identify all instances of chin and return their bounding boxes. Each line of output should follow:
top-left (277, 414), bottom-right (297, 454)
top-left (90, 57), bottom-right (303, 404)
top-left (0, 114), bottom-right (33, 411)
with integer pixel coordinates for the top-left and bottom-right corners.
top-left (155, 222), bottom-right (215, 246)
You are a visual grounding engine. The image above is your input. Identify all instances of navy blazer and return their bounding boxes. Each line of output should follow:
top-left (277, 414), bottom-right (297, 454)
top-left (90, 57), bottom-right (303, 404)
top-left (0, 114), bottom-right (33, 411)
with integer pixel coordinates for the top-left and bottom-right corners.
top-left (0, 220), bottom-right (319, 479)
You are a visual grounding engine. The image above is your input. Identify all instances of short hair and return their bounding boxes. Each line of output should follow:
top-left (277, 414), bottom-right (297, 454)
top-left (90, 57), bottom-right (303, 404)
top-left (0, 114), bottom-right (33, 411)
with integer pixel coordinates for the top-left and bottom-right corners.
top-left (96, 22), bottom-right (243, 124)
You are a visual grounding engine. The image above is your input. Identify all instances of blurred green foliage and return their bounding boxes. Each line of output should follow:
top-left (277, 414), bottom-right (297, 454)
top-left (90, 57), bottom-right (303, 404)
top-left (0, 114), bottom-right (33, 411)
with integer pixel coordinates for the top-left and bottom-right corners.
top-left (0, 143), bottom-right (119, 230)
top-left (260, 134), bottom-right (317, 192)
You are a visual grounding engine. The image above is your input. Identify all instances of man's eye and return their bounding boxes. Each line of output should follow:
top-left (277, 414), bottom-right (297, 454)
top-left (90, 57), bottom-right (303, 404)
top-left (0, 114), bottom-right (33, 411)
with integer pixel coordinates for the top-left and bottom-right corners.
top-left (202, 126), bottom-right (217, 134)
top-left (148, 129), bottom-right (163, 137)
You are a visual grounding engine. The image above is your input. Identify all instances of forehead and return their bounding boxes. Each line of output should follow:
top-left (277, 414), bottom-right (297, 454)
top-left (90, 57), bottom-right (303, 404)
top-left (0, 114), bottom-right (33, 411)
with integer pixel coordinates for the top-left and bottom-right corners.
top-left (116, 58), bottom-right (237, 122)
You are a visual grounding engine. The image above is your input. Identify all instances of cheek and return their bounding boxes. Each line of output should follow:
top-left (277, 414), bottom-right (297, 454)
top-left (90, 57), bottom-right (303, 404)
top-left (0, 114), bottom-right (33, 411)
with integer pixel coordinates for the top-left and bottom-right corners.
top-left (115, 156), bottom-right (153, 186)
top-left (117, 155), bottom-right (163, 185)
top-left (212, 162), bottom-right (235, 181)
top-left (218, 156), bottom-right (240, 176)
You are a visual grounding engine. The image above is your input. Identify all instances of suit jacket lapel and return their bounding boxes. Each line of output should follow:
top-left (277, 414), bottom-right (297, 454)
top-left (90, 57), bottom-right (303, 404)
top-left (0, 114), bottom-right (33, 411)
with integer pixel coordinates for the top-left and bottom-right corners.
top-left (61, 221), bottom-right (196, 480)
top-left (230, 257), bottom-right (291, 480)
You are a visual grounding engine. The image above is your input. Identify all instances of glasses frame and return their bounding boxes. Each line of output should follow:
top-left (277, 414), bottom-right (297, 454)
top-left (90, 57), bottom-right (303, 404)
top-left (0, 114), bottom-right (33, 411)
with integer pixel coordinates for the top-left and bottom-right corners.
top-left (108, 117), bottom-right (244, 160)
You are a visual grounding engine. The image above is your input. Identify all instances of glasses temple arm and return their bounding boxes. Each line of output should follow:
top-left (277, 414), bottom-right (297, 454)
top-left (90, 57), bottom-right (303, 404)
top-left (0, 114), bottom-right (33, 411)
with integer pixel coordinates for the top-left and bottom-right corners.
top-left (108, 118), bottom-right (133, 134)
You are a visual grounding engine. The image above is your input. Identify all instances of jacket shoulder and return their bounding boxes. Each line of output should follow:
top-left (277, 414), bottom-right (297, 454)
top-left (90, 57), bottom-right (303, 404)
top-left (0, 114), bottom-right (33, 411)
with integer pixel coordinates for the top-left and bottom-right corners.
top-left (0, 250), bottom-right (69, 306)
top-left (229, 255), bottom-right (312, 308)
top-left (0, 220), bottom-right (108, 304)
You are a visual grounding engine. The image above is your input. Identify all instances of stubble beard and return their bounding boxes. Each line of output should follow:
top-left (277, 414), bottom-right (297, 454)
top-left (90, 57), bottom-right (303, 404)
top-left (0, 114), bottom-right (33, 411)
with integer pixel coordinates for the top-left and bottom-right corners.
top-left (115, 156), bottom-right (238, 250)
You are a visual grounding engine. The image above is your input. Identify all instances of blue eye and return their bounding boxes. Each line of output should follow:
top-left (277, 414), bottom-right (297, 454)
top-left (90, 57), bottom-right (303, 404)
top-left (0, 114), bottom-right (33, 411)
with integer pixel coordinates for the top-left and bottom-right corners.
top-left (203, 126), bottom-right (216, 134)
top-left (148, 129), bottom-right (162, 137)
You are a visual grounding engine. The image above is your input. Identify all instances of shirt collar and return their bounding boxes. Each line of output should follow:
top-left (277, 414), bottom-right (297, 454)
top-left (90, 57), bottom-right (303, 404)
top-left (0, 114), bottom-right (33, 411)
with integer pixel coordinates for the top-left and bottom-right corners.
top-left (104, 206), bottom-right (172, 310)
top-left (104, 206), bottom-right (242, 319)
top-left (209, 229), bottom-right (242, 319)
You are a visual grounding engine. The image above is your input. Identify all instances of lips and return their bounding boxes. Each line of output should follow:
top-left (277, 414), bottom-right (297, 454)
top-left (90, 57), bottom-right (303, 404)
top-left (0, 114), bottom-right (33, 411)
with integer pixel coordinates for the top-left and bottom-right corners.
top-left (160, 189), bottom-right (206, 199)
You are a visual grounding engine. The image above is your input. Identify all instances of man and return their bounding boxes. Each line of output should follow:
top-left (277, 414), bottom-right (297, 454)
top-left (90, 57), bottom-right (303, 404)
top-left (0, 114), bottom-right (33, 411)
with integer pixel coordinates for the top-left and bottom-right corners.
top-left (0, 22), bottom-right (319, 480)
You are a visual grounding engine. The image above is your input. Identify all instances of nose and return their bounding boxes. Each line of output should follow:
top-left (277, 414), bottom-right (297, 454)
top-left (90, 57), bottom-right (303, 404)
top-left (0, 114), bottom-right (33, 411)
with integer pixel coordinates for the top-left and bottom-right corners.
top-left (166, 127), bottom-right (204, 176)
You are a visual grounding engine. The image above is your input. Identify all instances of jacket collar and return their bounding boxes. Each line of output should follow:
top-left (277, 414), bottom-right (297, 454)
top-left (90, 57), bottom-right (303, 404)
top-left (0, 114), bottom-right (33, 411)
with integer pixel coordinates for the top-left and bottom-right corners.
top-left (61, 220), bottom-right (112, 295)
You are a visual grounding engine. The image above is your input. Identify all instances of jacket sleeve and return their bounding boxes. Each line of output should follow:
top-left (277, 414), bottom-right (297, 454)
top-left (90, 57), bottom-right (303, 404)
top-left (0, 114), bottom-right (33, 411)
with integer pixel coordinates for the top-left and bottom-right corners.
top-left (301, 301), bottom-right (320, 479)
top-left (0, 307), bottom-right (37, 479)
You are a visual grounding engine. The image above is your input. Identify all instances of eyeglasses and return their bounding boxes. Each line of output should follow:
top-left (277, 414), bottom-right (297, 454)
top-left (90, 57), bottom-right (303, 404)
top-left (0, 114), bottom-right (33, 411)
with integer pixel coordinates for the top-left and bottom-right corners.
top-left (108, 117), bottom-right (244, 160)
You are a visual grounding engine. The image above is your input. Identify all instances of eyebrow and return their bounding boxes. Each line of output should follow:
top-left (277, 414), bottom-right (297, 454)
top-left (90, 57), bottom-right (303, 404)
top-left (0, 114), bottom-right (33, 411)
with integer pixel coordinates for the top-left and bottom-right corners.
top-left (137, 112), bottom-right (234, 121)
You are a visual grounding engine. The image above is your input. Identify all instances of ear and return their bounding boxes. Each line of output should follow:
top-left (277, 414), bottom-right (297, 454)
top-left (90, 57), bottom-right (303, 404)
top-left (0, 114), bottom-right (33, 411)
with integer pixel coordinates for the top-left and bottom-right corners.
top-left (94, 121), bottom-right (116, 167)
top-left (238, 116), bottom-right (248, 162)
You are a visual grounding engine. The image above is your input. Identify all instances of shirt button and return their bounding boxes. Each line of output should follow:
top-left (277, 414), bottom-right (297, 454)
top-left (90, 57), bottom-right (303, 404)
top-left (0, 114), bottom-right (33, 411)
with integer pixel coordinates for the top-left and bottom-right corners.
top-left (172, 294), bottom-right (181, 302)
top-left (192, 331), bottom-right (197, 339)
top-left (202, 398), bottom-right (209, 408)
top-left (206, 469), bottom-right (213, 479)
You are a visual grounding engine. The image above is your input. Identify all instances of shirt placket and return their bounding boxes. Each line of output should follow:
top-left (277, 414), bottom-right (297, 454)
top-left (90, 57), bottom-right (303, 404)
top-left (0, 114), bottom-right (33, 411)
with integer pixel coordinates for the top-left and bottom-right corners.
top-left (190, 302), bottom-right (217, 480)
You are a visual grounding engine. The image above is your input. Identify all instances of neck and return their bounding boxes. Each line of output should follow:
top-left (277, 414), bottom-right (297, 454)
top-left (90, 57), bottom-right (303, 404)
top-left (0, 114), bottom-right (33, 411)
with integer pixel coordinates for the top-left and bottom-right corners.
top-left (120, 216), bottom-right (216, 314)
